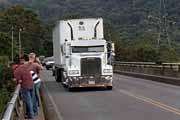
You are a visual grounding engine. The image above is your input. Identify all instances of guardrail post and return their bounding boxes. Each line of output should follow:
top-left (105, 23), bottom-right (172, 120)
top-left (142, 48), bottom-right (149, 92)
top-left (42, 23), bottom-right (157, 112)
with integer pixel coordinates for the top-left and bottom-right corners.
top-left (178, 65), bottom-right (180, 72)
top-left (170, 64), bottom-right (173, 70)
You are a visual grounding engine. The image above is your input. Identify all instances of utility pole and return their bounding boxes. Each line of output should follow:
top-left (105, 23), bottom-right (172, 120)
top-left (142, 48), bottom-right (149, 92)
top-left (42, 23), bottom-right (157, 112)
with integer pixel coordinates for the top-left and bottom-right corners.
top-left (11, 26), bottom-right (14, 62)
top-left (18, 28), bottom-right (22, 57)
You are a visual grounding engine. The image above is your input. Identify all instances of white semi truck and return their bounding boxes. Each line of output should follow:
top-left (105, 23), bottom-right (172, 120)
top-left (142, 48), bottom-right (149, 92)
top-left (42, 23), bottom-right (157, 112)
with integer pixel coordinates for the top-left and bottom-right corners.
top-left (53, 18), bottom-right (114, 90)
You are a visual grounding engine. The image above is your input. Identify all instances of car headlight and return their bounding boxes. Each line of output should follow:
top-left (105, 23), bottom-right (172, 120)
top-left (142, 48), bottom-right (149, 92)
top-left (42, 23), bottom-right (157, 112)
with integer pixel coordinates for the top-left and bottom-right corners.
top-left (103, 69), bottom-right (112, 73)
top-left (69, 70), bottom-right (79, 74)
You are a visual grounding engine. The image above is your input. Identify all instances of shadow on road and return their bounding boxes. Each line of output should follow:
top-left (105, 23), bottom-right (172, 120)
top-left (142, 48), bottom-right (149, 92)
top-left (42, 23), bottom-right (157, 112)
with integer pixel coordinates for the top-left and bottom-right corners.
top-left (43, 81), bottom-right (111, 93)
top-left (67, 87), bottom-right (109, 92)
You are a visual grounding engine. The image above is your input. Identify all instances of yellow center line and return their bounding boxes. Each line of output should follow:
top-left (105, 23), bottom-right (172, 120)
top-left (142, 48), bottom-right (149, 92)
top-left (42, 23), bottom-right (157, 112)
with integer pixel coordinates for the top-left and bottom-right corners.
top-left (116, 88), bottom-right (180, 115)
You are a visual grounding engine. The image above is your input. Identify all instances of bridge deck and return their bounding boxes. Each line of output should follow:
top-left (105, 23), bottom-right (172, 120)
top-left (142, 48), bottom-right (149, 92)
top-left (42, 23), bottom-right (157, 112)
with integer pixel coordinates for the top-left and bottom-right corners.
top-left (41, 70), bottom-right (180, 120)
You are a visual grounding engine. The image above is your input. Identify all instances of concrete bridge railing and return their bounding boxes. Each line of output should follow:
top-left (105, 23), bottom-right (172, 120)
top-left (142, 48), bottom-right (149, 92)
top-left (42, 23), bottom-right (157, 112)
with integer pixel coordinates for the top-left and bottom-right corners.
top-left (114, 61), bottom-right (180, 78)
top-left (1, 84), bottom-right (23, 120)
top-left (113, 61), bottom-right (180, 86)
top-left (1, 83), bottom-right (45, 120)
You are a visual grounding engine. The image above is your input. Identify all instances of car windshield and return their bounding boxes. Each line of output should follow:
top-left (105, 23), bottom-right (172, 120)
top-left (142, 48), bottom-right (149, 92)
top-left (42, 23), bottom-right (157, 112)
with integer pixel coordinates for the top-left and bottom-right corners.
top-left (72, 45), bottom-right (104, 53)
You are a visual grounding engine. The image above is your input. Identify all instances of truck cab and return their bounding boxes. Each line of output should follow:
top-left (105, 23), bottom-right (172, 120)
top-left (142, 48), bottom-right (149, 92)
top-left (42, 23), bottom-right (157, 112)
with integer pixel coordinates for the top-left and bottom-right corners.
top-left (53, 18), bottom-right (114, 90)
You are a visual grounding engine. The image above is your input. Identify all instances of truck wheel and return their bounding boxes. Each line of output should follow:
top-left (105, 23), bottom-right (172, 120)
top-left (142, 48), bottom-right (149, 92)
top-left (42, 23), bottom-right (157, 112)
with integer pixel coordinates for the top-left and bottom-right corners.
top-left (68, 87), bottom-right (74, 92)
top-left (46, 66), bottom-right (49, 70)
top-left (55, 75), bottom-right (61, 82)
top-left (107, 86), bottom-right (113, 90)
top-left (52, 69), bottom-right (55, 76)
top-left (60, 71), bottom-right (64, 82)
top-left (55, 69), bottom-right (61, 82)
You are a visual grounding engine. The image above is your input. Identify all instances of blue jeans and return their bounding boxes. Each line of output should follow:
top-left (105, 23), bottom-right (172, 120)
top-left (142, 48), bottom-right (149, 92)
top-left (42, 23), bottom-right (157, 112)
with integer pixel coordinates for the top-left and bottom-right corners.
top-left (32, 83), bottom-right (40, 115)
top-left (35, 82), bottom-right (41, 106)
top-left (21, 87), bottom-right (34, 117)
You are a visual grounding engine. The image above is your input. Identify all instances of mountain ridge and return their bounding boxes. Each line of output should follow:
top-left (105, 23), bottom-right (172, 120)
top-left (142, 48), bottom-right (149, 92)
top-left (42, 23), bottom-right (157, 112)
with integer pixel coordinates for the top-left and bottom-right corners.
top-left (1, 0), bottom-right (180, 43)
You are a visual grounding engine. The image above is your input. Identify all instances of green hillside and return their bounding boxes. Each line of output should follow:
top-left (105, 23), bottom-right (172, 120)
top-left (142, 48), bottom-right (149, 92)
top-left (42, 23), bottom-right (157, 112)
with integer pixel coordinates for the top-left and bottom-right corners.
top-left (1, 0), bottom-right (179, 42)
top-left (1, 0), bottom-right (180, 61)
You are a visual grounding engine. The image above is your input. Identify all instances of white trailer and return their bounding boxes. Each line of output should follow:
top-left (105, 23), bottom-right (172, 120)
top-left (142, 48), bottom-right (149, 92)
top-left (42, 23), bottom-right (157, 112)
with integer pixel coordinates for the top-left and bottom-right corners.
top-left (53, 18), bottom-right (114, 90)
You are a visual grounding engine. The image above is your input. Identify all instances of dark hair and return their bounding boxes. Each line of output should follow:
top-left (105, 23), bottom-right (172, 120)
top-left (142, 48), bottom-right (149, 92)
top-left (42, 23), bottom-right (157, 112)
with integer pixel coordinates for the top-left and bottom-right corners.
top-left (24, 54), bottom-right (29, 61)
top-left (20, 54), bottom-right (29, 62)
top-left (13, 55), bottom-right (20, 64)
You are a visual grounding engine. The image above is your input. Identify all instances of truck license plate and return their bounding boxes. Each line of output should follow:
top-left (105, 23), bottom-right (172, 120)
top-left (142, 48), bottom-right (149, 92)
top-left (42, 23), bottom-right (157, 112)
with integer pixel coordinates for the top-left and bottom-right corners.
top-left (88, 81), bottom-right (95, 85)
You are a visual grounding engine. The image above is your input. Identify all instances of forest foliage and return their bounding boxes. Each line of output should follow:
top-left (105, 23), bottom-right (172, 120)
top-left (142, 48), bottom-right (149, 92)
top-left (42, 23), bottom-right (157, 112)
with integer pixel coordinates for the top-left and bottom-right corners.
top-left (0, 0), bottom-right (180, 62)
top-left (0, 56), bottom-right (15, 115)
top-left (0, 4), bottom-right (52, 57)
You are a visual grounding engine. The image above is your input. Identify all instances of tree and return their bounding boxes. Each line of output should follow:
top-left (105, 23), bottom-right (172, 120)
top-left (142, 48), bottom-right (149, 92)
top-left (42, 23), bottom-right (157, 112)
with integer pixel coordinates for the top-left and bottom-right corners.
top-left (60, 13), bottom-right (82, 20)
top-left (0, 4), bottom-right (52, 56)
top-left (0, 32), bottom-right (12, 56)
top-left (158, 47), bottom-right (180, 62)
top-left (134, 43), bottom-right (158, 62)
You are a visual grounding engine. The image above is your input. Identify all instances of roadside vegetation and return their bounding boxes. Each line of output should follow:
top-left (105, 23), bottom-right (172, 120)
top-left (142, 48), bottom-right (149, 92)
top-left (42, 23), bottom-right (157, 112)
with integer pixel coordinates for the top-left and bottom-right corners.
top-left (0, 4), bottom-right (51, 116)
top-left (0, 56), bottom-right (15, 116)
top-left (0, 4), bottom-right (52, 56)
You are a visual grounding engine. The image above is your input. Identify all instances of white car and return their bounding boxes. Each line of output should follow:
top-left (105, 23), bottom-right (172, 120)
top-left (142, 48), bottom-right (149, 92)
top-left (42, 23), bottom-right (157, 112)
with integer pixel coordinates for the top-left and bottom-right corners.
top-left (45, 57), bottom-right (54, 70)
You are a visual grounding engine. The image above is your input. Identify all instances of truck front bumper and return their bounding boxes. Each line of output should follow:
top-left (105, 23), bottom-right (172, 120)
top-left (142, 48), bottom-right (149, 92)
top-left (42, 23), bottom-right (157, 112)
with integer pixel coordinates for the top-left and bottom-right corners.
top-left (67, 75), bottom-right (113, 88)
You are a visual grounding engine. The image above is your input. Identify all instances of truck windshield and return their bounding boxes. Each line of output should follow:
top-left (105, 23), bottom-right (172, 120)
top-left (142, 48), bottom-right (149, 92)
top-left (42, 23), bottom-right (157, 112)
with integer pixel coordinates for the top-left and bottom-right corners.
top-left (72, 46), bottom-right (104, 53)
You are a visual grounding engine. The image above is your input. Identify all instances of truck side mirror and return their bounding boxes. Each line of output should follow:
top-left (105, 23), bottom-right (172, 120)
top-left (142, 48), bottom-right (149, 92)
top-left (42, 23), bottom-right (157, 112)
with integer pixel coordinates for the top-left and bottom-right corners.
top-left (111, 43), bottom-right (115, 56)
top-left (107, 42), bottom-right (115, 64)
top-left (61, 45), bottom-right (65, 55)
top-left (65, 43), bottom-right (71, 58)
top-left (107, 42), bottom-right (115, 55)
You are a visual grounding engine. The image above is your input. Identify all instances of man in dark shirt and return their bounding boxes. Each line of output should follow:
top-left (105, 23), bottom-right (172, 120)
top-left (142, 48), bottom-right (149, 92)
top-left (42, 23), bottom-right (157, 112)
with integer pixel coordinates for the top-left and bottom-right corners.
top-left (14, 64), bottom-right (34, 89)
top-left (13, 56), bottom-right (34, 119)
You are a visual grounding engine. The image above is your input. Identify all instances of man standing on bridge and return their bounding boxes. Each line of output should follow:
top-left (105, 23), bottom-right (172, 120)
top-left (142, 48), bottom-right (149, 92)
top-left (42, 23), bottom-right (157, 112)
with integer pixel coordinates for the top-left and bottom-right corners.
top-left (13, 55), bottom-right (35, 119)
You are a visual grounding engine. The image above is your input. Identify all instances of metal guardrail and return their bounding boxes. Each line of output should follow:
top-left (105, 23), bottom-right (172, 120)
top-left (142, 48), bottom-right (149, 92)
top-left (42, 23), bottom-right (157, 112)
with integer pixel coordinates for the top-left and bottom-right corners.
top-left (113, 61), bottom-right (180, 70)
top-left (113, 61), bottom-right (180, 79)
top-left (114, 61), bottom-right (156, 65)
top-left (114, 61), bottom-right (180, 65)
top-left (2, 84), bottom-right (23, 120)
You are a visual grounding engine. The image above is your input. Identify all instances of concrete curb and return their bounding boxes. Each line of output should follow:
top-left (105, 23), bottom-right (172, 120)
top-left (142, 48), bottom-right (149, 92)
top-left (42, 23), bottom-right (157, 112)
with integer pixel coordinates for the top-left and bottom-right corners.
top-left (114, 70), bottom-right (180, 86)
top-left (40, 83), bottom-right (62, 120)
top-left (38, 91), bottom-right (46, 120)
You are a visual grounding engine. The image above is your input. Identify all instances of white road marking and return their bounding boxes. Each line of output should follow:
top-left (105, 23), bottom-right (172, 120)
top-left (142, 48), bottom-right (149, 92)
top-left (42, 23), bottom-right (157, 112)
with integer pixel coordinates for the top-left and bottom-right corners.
top-left (115, 86), bottom-right (180, 115)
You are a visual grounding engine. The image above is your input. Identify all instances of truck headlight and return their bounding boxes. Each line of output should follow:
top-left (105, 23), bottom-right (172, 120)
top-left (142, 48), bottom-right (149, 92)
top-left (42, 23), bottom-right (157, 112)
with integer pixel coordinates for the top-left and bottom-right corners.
top-left (46, 62), bottom-right (50, 65)
top-left (69, 70), bottom-right (79, 74)
top-left (105, 76), bottom-right (112, 80)
top-left (103, 69), bottom-right (112, 73)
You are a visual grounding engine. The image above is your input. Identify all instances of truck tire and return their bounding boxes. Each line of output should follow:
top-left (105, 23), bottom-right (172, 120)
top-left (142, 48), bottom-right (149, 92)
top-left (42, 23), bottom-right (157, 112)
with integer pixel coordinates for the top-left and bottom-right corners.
top-left (46, 66), bottom-right (49, 70)
top-left (55, 69), bottom-right (61, 82)
top-left (60, 70), bottom-right (64, 83)
top-left (52, 69), bottom-right (55, 76)
top-left (107, 86), bottom-right (113, 90)
top-left (68, 87), bottom-right (74, 92)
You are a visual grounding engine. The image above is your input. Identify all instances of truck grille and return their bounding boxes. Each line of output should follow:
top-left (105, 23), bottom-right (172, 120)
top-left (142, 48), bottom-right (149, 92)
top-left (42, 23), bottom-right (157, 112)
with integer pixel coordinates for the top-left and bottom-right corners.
top-left (81, 58), bottom-right (101, 76)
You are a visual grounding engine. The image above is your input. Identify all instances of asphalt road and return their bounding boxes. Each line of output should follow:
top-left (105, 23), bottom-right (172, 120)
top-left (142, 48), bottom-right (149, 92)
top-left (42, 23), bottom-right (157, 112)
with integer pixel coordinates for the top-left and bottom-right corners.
top-left (41, 70), bottom-right (180, 120)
